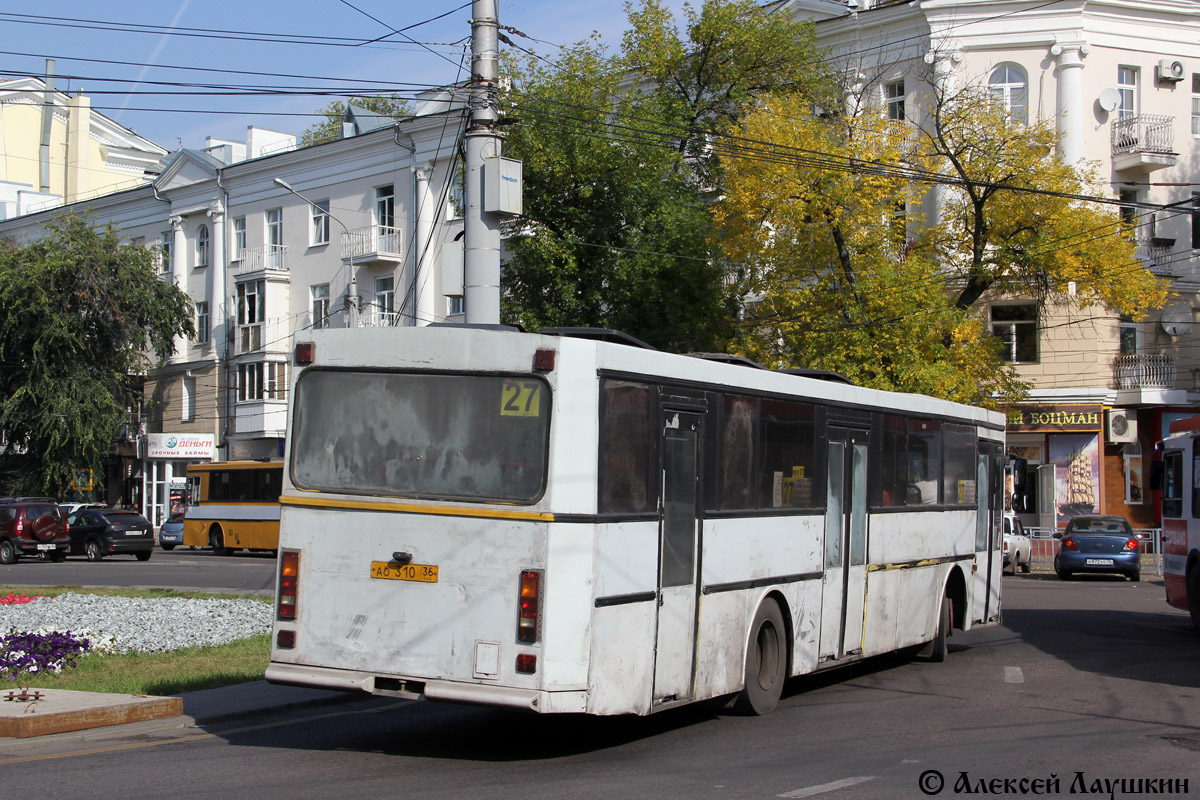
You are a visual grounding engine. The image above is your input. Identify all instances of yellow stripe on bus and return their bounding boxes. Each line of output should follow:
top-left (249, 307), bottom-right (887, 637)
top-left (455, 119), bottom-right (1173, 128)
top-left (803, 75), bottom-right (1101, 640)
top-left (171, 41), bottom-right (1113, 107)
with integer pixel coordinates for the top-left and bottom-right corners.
top-left (279, 494), bottom-right (555, 522)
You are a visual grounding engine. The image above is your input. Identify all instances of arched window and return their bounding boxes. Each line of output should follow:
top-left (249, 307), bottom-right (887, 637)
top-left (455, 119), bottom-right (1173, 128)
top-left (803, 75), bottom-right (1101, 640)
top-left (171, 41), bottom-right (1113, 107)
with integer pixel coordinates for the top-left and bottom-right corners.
top-left (195, 224), bottom-right (210, 267)
top-left (989, 65), bottom-right (1028, 124)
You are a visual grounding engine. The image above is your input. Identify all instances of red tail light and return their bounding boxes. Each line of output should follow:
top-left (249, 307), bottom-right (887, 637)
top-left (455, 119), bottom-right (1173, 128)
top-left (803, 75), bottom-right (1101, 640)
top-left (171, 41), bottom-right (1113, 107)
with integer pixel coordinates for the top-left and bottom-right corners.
top-left (516, 654), bottom-right (537, 674)
top-left (1062, 537), bottom-right (1078, 550)
top-left (14, 517), bottom-right (22, 537)
top-left (517, 570), bottom-right (541, 643)
top-left (278, 550), bottom-right (299, 621)
top-left (1124, 539), bottom-right (1140, 551)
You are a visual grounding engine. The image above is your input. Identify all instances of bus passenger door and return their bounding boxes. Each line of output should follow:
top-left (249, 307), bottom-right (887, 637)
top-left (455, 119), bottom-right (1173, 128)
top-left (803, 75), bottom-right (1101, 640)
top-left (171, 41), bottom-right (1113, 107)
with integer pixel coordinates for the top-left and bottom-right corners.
top-left (654, 410), bottom-right (701, 705)
top-left (819, 428), bottom-right (869, 661)
top-left (974, 449), bottom-right (1002, 622)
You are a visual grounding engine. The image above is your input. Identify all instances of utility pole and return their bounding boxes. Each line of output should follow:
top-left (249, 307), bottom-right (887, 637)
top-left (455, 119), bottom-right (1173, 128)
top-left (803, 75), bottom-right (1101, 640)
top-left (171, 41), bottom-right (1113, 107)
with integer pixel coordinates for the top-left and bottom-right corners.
top-left (463, 0), bottom-right (503, 325)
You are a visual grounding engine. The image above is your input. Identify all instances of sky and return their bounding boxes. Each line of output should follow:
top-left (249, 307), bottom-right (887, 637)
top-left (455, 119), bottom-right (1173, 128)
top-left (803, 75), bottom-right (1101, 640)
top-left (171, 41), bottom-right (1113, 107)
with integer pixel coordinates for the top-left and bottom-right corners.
top-left (0, 0), bottom-right (690, 151)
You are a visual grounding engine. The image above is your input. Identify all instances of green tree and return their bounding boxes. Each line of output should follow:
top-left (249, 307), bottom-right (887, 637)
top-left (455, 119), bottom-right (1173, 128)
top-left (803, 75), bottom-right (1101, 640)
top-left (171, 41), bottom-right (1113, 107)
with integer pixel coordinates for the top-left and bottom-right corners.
top-left (500, 0), bottom-right (828, 351)
top-left (300, 95), bottom-right (412, 147)
top-left (716, 77), bottom-right (1165, 407)
top-left (0, 214), bottom-right (195, 497)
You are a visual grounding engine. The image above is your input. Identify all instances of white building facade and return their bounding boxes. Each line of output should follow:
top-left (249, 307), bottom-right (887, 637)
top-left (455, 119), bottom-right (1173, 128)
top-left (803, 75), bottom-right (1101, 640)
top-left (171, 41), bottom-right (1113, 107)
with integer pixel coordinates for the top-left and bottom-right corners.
top-left (779, 0), bottom-right (1200, 527)
top-left (0, 103), bottom-right (466, 526)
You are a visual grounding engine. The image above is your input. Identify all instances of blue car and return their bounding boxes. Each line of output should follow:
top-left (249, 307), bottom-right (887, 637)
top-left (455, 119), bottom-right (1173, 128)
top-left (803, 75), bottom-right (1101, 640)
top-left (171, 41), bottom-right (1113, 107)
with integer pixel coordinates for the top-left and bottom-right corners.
top-left (159, 513), bottom-right (185, 551)
top-left (1054, 514), bottom-right (1141, 581)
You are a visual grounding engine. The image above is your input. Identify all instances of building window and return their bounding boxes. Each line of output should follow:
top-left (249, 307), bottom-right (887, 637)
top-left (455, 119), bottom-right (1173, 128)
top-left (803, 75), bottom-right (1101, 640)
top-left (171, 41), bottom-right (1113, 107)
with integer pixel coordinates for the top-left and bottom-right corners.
top-left (232, 216), bottom-right (246, 261)
top-left (1117, 66), bottom-right (1138, 118)
top-left (310, 200), bottom-right (330, 246)
top-left (885, 79), bottom-right (905, 121)
top-left (374, 276), bottom-right (395, 326)
top-left (448, 296), bottom-right (465, 316)
top-left (991, 304), bottom-right (1038, 363)
top-left (1192, 74), bottom-right (1200, 136)
top-left (181, 376), bottom-right (196, 423)
top-left (195, 224), bottom-right (209, 268)
top-left (237, 280), bottom-right (265, 351)
top-left (237, 362), bottom-right (287, 402)
top-left (160, 232), bottom-right (172, 275)
top-left (1119, 189), bottom-right (1140, 237)
top-left (1119, 315), bottom-right (1137, 355)
top-left (988, 64), bottom-right (1028, 124)
top-left (1192, 192), bottom-right (1200, 250)
top-left (266, 208), bottom-right (283, 269)
top-left (1124, 442), bottom-right (1144, 506)
top-left (310, 283), bottom-right (330, 330)
top-left (375, 185), bottom-right (395, 228)
top-left (195, 301), bottom-right (210, 345)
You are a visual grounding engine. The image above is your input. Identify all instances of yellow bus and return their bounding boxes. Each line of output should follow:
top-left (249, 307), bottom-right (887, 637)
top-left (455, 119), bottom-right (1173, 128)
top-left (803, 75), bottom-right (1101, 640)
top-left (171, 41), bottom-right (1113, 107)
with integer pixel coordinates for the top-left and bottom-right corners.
top-left (183, 461), bottom-right (283, 555)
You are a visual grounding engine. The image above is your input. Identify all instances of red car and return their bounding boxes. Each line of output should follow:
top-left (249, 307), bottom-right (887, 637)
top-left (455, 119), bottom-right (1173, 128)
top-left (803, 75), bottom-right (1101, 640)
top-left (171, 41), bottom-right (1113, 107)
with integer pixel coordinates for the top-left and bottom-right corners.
top-left (0, 498), bottom-right (69, 564)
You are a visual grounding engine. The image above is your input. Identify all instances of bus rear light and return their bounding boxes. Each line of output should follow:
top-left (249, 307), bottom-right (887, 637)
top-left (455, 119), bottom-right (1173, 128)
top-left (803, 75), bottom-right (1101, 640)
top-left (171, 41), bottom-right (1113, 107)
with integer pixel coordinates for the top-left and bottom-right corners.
top-left (516, 654), bottom-right (537, 674)
top-left (534, 349), bottom-right (556, 372)
top-left (517, 570), bottom-right (541, 643)
top-left (1062, 537), bottom-right (1078, 550)
top-left (278, 550), bottom-right (300, 620)
top-left (1125, 539), bottom-right (1140, 551)
top-left (276, 629), bottom-right (296, 649)
top-left (294, 342), bottom-right (314, 365)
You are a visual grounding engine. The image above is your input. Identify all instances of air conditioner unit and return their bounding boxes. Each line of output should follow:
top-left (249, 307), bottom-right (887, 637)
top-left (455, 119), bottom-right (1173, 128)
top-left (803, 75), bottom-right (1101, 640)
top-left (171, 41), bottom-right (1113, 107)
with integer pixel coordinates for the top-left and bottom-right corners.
top-left (1107, 409), bottom-right (1138, 443)
top-left (1157, 58), bottom-right (1185, 83)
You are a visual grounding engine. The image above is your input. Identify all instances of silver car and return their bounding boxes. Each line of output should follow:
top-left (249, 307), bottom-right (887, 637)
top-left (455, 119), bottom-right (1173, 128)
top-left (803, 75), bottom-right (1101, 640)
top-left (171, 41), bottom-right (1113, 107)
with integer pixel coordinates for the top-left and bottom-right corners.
top-left (159, 513), bottom-right (185, 551)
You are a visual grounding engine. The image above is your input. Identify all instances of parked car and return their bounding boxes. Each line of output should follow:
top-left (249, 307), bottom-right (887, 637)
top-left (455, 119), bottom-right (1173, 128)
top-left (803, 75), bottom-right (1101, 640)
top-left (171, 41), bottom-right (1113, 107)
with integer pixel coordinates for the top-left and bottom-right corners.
top-left (65, 508), bottom-right (154, 561)
top-left (159, 512), bottom-right (185, 550)
top-left (0, 498), bottom-right (69, 564)
top-left (1003, 513), bottom-right (1032, 575)
top-left (1054, 514), bottom-right (1140, 581)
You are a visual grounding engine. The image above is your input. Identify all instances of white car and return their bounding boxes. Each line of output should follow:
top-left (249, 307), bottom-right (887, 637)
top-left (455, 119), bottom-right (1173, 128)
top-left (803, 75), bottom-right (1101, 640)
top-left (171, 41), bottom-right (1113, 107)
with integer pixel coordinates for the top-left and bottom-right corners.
top-left (1003, 514), bottom-right (1032, 575)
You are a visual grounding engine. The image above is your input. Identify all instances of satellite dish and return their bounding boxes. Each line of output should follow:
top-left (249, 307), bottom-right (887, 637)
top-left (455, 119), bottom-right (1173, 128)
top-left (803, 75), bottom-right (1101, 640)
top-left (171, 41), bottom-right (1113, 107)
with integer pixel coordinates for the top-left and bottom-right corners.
top-left (1098, 88), bottom-right (1121, 113)
top-left (1161, 303), bottom-right (1193, 337)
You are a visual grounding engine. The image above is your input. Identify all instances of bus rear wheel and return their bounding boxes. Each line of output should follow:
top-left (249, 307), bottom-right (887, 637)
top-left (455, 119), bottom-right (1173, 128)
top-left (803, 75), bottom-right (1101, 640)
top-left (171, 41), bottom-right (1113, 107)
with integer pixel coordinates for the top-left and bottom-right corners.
top-left (920, 591), bottom-right (952, 663)
top-left (733, 598), bottom-right (787, 716)
top-left (209, 526), bottom-right (232, 556)
top-left (1187, 564), bottom-right (1200, 632)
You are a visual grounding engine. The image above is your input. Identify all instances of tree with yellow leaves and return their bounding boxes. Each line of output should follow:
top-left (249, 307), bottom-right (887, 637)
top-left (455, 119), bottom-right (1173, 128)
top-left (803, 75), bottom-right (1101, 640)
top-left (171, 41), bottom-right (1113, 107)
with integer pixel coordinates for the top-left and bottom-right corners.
top-left (715, 75), bottom-right (1165, 408)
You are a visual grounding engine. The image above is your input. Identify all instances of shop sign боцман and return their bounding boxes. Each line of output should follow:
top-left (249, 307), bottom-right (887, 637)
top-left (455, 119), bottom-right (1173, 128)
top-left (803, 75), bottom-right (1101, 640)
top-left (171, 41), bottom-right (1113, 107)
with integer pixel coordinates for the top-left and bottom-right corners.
top-left (1005, 405), bottom-right (1102, 434)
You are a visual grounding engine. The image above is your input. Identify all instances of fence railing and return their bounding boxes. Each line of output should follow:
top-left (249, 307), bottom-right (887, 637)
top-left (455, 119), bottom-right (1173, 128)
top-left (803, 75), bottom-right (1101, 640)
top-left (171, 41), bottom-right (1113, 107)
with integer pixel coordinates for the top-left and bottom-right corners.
top-left (1024, 526), bottom-right (1161, 576)
top-left (1110, 114), bottom-right (1174, 156)
top-left (1113, 353), bottom-right (1176, 390)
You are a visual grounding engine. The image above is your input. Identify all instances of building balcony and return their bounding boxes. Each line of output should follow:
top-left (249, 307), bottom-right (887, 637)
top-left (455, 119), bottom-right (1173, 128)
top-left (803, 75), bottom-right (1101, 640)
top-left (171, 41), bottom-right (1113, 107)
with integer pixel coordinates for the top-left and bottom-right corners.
top-left (233, 400), bottom-right (288, 436)
top-left (235, 245), bottom-right (288, 275)
top-left (341, 225), bottom-right (402, 265)
top-left (1110, 115), bottom-right (1177, 172)
top-left (1135, 236), bottom-right (1178, 278)
top-left (1113, 353), bottom-right (1187, 406)
top-left (362, 308), bottom-right (402, 328)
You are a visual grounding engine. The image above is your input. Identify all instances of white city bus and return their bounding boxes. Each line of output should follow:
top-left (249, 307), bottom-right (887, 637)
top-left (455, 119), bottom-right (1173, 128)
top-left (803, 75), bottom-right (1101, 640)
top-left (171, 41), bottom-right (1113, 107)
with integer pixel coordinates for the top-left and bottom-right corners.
top-left (265, 326), bottom-right (1005, 716)
top-left (1158, 417), bottom-right (1200, 630)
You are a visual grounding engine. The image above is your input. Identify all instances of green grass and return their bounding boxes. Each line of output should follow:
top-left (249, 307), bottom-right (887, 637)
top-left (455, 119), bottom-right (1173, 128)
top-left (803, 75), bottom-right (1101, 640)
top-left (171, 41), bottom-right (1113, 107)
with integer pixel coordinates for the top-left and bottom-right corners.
top-left (1, 585), bottom-right (271, 696)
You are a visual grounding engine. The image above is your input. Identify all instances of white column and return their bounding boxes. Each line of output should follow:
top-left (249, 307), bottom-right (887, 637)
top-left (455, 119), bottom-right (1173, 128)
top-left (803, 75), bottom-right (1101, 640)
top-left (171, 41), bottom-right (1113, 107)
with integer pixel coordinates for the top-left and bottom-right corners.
top-left (208, 199), bottom-right (226, 359)
top-left (1050, 39), bottom-right (1090, 167)
top-left (414, 162), bottom-right (437, 326)
top-left (923, 48), bottom-right (963, 229)
top-left (170, 215), bottom-right (187, 361)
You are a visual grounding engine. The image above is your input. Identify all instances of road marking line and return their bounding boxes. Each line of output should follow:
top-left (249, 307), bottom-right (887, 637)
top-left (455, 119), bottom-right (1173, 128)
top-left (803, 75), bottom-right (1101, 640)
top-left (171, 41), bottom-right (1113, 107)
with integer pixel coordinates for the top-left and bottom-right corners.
top-left (779, 776), bottom-right (878, 798)
top-left (1004, 666), bottom-right (1024, 683)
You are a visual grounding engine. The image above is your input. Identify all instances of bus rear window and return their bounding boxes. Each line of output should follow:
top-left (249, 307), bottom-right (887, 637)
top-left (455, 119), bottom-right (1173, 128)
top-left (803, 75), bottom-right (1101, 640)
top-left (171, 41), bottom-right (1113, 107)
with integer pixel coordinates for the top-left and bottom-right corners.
top-left (291, 370), bottom-right (551, 503)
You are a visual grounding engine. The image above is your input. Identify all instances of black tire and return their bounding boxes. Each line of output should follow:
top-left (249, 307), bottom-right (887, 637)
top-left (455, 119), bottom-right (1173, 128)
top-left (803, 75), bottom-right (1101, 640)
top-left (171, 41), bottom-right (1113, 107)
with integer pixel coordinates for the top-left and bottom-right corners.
top-left (732, 598), bottom-right (787, 715)
top-left (927, 592), bottom-right (952, 663)
top-left (85, 539), bottom-right (104, 562)
top-left (1021, 558), bottom-right (1032, 574)
top-left (1056, 568), bottom-right (1072, 581)
top-left (47, 550), bottom-right (66, 563)
top-left (1186, 565), bottom-right (1200, 632)
top-left (209, 526), bottom-right (232, 556)
top-left (1129, 570), bottom-right (1140, 582)
top-left (0, 539), bottom-right (17, 565)
top-left (161, 543), bottom-right (176, 551)
top-left (135, 550), bottom-right (152, 562)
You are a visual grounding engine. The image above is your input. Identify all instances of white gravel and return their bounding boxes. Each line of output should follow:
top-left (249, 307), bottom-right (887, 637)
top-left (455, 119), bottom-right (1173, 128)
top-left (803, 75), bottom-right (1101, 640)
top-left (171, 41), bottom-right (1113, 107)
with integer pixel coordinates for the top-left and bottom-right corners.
top-left (0, 593), bottom-right (273, 654)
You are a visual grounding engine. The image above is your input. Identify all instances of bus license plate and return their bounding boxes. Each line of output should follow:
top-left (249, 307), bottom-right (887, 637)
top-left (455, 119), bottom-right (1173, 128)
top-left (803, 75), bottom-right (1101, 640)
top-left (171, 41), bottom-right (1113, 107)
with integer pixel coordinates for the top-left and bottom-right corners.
top-left (370, 561), bottom-right (438, 583)
top-left (1085, 558), bottom-right (1114, 566)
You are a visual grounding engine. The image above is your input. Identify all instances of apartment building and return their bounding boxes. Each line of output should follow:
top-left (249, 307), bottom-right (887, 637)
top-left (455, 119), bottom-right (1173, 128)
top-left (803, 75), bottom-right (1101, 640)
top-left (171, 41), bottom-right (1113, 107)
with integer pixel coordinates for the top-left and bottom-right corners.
top-left (0, 75), bottom-right (168, 216)
top-left (0, 99), bottom-right (466, 526)
top-left (776, 0), bottom-right (1200, 528)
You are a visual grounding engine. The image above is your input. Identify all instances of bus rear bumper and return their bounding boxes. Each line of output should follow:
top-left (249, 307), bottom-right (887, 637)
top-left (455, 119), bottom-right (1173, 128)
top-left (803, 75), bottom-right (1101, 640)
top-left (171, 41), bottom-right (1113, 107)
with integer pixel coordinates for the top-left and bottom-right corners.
top-left (265, 661), bottom-right (587, 713)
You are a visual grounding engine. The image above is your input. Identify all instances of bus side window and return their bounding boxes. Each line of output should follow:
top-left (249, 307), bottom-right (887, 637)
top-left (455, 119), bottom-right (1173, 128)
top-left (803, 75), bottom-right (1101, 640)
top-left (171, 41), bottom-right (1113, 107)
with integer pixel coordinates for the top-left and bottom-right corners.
top-left (1163, 450), bottom-right (1183, 518)
top-left (598, 380), bottom-right (654, 514)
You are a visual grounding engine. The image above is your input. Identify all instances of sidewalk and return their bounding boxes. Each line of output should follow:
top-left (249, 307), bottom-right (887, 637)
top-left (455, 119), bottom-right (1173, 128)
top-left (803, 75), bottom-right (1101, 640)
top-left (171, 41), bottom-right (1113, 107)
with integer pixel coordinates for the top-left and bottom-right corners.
top-left (0, 680), bottom-right (353, 744)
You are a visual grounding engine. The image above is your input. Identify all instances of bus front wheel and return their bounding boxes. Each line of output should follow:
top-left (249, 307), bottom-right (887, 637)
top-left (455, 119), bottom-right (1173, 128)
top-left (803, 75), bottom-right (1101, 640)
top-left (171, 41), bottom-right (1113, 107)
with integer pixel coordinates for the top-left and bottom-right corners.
top-left (209, 526), bottom-right (232, 557)
top-left (733, 598), bottom-right (787, 716)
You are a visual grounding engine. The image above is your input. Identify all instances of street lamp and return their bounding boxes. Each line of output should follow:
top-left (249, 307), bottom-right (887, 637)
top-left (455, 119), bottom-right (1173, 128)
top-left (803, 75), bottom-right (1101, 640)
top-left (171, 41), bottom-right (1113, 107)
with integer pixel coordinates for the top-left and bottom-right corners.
top-left (272, 177), bottom-right (358, 328)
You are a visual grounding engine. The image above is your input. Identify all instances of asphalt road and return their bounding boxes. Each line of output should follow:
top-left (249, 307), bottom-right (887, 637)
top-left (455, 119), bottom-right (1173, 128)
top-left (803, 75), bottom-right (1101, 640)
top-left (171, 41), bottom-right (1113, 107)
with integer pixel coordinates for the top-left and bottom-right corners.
top-left (2, 573), bottom-right (1197, 799)
top-left (0, 547), bottom-right (278, 595)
